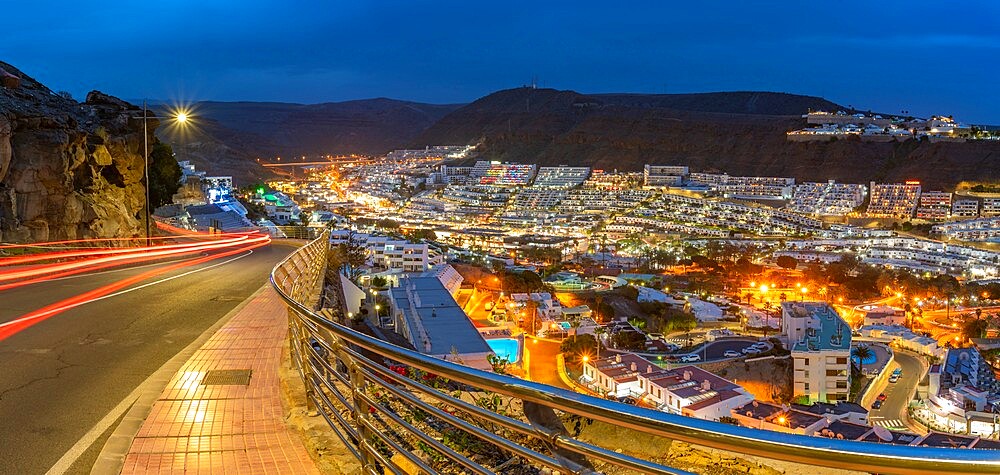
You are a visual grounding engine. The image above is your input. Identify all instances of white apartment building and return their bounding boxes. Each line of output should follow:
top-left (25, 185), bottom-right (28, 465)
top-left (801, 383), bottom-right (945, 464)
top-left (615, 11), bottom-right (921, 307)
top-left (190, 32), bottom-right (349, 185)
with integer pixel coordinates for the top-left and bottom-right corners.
top-left (790, 181), bottom-right (866, 216)
top-left (981, 198), bottom-right (1000, 218)
top-left (952, 199), bottom-right (980, 218)
top-left (866, 182), bottom-right (921, 219)
top-left (916, 191), bottom-right (952, 221)
top-left (688, 173), bottom-right (795, 200)
top-left (533, 166), bottom-right (591, 188)
top-left (643, 165), bottom-right (689, 187)
top-left (388, 276), bottom-right (493, 370)
top-left (638, 365), bottom-right (754, 421)
top-left (932, 217), bottom-right (1000, 242)
top-left (782, 302), bottom-right (852, 403)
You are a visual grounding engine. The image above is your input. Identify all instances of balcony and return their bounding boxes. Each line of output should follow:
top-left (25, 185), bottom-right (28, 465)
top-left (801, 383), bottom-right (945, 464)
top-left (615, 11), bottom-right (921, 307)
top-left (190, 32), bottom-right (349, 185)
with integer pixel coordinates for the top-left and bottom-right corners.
top-left (271, 232), bottom-right (1000, 475)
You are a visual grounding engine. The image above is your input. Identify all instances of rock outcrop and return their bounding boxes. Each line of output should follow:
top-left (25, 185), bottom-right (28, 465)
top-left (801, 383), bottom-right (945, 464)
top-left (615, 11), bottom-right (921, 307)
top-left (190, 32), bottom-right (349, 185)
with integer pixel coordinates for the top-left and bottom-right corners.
top-left (0, 61), bottom-right (155, 243)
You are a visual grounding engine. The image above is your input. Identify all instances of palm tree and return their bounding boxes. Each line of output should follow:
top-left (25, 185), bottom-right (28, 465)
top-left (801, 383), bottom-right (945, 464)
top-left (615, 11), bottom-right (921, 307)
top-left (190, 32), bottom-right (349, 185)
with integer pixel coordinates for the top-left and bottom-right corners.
top-left (851, 345), bottom-right (875, 375)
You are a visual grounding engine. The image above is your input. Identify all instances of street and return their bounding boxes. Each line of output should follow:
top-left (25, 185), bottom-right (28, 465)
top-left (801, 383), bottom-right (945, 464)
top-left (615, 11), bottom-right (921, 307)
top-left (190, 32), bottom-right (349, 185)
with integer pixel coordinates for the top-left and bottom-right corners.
top-left (868, 351), bottom-right (925, 432)
top-left (0, 243), bottom-right (292, 474)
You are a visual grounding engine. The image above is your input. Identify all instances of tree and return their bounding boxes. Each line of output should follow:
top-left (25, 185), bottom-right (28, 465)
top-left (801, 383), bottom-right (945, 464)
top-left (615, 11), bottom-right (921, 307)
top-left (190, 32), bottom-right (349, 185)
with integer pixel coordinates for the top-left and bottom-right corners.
top-left (776, 255), bottom-right (798, 270)
top-left (370, 275), bottom-right (388, 288)
top-left (962, 318), bottom-right (989, 341)
top-left (560, 334), bottom-right (599, 361)
top-left (851, 345), bottom-right (874, 375)
top-left (148, 142), bottom-right (182, 209)
top-left (610, 331), bottom-right (646, 351)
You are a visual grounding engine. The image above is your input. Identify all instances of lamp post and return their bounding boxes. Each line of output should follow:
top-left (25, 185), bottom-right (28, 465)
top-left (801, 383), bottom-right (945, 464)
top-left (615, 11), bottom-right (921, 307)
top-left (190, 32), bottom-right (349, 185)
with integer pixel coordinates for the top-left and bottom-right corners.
top-left (140, 101), bottom-right (188, 246)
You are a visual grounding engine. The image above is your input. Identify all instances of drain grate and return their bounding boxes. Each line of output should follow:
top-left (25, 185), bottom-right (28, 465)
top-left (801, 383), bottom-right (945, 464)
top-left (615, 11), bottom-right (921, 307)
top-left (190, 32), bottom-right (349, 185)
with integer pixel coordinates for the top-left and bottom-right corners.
top-left (201, 369), bottom-right (252, 386)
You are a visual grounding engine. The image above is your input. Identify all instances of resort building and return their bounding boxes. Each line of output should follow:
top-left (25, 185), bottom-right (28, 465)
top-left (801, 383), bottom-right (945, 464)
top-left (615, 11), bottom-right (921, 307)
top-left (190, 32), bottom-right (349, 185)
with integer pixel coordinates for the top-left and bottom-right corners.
top-left (643, 165), bottom-right (689, 187)
top-left (533, 166), bottom-right (592, 188)
top-left (952, 199), bottom-right (980, 219)
top-left (866, 182), bottom-right (921, 219)
top-left (789, 181), bottom-right (866, 216)
top-left (782, 302), bottom-right (852, 403)
top-left (387, 276), bottom-right (494, 370)
top-left (638, 365), bottom-right (754, 421)
top-left (981, 198), bottom-right (1000, 218)
top-left (915, 191), bottom-right (953, 221)
top-left (919, 348), bottom-right (1000, 437)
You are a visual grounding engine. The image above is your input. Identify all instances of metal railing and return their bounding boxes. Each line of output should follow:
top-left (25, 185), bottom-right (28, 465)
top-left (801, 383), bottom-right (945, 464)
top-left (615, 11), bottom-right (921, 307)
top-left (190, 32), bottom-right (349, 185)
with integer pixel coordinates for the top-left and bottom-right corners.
top-left (271, 233), bottom-right (1000, 475)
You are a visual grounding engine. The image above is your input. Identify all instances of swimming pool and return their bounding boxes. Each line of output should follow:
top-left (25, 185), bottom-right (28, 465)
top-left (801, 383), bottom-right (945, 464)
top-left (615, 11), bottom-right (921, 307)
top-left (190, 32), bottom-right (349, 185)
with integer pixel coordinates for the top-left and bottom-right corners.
top-left (559, 321), bottom-right (571, 331)
top-left (486, 338), bottom-right (521, 363)
top-left (851, 353), bottom-right (876, 365)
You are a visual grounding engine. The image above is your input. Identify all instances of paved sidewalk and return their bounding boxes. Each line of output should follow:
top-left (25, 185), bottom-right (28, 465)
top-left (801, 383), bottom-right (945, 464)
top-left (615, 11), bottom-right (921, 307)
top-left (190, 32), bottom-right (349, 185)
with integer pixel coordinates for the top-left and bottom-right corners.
top-left (113, 286), bottom-right (320, 474)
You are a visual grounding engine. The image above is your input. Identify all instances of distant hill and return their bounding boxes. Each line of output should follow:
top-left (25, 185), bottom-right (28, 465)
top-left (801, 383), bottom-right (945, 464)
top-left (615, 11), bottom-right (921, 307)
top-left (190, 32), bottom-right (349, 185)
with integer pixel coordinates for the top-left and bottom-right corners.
top-left (412, 87), bottom-right (1000, 189)
top-left (156, 98), bottom-right (461, 184)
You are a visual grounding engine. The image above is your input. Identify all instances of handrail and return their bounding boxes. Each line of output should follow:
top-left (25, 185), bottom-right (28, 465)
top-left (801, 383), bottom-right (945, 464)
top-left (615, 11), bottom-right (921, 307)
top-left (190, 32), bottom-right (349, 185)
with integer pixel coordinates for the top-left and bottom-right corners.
top-left (272, 232), bottom-right (1000, 475)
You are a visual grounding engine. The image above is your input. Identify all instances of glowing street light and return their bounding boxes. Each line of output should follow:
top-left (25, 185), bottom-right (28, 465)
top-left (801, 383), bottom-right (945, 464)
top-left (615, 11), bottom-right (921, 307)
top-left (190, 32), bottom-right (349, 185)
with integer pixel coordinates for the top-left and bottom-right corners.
top-left (139, 102), bottom-right (191, 246)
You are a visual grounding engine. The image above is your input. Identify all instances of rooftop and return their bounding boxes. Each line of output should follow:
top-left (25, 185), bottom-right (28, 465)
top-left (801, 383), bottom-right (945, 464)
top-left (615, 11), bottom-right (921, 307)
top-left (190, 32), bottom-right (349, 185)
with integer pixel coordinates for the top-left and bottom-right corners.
top-left (390, 276), bottom-right (492, 357)
top-left (783, 301), bottom-right (851, 352)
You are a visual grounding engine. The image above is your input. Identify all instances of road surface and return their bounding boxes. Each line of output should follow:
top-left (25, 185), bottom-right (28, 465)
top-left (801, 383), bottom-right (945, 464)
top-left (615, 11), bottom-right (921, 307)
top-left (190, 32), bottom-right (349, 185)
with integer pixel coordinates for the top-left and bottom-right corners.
top-left (0, 243), bottom-right (292, 474)
top-left (868, 351), bottom-right (925, 432)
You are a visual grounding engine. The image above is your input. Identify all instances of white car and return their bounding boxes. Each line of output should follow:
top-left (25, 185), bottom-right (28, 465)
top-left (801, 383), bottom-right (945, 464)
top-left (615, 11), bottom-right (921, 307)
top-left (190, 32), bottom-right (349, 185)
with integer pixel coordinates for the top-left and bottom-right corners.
top-left (742, 347), bottom-right (760, 354)
top-left (680, 354), bottom-right (701, 362)
top-left (723, 350), bottom-right (740, 358)
top-left (752, 342), bottom-right (769, 350)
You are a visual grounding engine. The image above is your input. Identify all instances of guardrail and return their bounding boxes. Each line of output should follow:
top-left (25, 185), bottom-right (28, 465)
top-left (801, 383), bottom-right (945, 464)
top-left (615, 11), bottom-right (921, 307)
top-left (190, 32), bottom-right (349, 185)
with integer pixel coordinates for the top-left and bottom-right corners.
top-left (271, 232), bottom-right (1000, 475)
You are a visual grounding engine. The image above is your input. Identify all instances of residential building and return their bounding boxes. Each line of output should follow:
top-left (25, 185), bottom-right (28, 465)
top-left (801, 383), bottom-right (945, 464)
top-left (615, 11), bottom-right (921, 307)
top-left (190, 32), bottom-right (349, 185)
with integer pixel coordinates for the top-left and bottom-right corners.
top-left (580, 353), bottom-right (647, 397)
top-left (638, 365), bottom-right (754, 421)
top-left (915, 191), bottom-right (952, 221)
top-left (920, 348), bottom-right (1000, 437)
top-left (789, 181), bottom-right (866, 216)
top-left (731, 401), bottom-right (829, 435)
top-left (387, 276), bottom-right (493, 370)
top-left (533, 166), bottom-right (592, 188)
top-left (982, 198), bottom-right (1000, 218)
top-left (643, 165), bottom-right (689, 187)
top-left (862, 306), bottom-right (906, 327)
top-left (952, 199), bottom-right (980, 219)
top-left (470, 161), bottom-right (537, 186)
top-left (782, 302), bottom-right (852, 403)
top-left (866, 182), bottom-right (921, 219)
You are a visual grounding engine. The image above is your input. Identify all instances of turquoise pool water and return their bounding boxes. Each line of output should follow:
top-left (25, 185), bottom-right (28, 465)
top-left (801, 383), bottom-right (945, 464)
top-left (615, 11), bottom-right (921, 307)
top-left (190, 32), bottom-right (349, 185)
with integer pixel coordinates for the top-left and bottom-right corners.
top-left (851, 353), bottom-right (876, 365)
top-left (487, 338), bottom-right (520, 363)
top-left (559, 321), bottom-right (571, 330)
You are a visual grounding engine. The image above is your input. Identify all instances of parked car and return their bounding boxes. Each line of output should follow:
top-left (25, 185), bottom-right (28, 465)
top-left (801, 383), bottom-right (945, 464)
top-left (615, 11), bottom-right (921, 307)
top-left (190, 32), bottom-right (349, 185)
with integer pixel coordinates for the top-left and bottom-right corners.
top-left (617, 396), bottom-right (637, 405)
top-left (723, 350), bottom-right (741, 358)
top-left (752, 342), bottom-right (769, 349)
top-left (871, 399), bottom-right (883, 409)
top-left (892, 368), bottom-right (903, 377)
top-left (877, 393), bottom-right (887, 401)
top-left (680, 354), bottom-right (701, 362)
top-left (742, 347), bottom-right (760, 354)
top-left (888, 375), bottom-right (899, 383)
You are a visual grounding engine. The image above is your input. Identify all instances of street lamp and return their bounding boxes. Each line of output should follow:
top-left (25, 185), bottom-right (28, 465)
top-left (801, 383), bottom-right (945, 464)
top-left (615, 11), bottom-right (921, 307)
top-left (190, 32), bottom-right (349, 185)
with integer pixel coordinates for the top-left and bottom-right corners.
top-left (139, 102), bottom-right (190, 246)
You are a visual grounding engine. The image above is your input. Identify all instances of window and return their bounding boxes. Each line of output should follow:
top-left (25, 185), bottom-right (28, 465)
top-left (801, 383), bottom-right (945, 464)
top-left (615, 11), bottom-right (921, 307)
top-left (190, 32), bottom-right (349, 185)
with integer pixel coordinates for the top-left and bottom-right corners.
top-left (836, 381), bottom-right (848, 389)
top-left (804, 371), bottom-right (810, 378)
top-left (836, 357), bottom-right (848, 365)
top-left (804, 383), bottom-right (810, 391)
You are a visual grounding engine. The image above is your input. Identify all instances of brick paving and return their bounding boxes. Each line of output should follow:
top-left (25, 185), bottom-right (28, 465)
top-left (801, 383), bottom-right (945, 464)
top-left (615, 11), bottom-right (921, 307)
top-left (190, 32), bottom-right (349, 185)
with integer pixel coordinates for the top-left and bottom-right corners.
top-left (120, 287), bottom-right (320, 474)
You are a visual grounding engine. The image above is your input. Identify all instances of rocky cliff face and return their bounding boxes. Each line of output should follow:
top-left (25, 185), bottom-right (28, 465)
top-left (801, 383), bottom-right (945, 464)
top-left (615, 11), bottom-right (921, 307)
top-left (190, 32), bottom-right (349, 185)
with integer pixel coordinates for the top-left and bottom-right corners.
top-left (0, 61), bottom-right (153, 243)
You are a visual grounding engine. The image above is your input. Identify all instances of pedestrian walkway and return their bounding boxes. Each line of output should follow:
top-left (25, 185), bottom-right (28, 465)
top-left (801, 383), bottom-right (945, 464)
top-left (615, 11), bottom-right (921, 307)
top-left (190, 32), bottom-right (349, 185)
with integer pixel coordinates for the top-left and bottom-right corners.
top-left (114, 286), bottom-right (320, 474)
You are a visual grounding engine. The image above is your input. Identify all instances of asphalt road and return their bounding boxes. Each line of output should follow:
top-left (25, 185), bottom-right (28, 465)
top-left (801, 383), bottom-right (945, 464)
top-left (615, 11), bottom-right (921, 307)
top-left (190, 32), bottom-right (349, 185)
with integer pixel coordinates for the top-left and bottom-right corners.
top-left (0, 243), bottom-right (293, 474)
top-left (524, 338), bottom-right (570, 390)
top-left (868, 351), bottom-right (924, 431)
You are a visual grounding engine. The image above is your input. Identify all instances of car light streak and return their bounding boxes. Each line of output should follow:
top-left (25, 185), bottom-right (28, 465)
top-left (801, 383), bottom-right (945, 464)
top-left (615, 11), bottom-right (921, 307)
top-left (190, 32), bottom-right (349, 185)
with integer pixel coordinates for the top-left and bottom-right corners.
top-left (0, 236), bottom-right (269, 342)
top-left (0, 234), bottom-right (265, 282)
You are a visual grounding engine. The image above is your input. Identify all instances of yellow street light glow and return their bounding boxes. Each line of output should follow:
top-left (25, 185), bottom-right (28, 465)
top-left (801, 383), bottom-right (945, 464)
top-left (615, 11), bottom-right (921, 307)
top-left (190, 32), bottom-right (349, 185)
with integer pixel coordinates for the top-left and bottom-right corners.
top-left (759, 284), bottom-right (769, 294)
top-left (582, 355), bottom-right (589, 363)
top-left (176, 112), bottom-right (188, 123)
top-left (777, 415), bottom-right (787, 425)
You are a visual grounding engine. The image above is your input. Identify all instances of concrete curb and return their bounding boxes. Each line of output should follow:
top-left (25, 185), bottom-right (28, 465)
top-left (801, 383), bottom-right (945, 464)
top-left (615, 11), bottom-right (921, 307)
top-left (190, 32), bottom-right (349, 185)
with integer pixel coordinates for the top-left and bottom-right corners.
top-left (89, 284), bottom-right (273, 475)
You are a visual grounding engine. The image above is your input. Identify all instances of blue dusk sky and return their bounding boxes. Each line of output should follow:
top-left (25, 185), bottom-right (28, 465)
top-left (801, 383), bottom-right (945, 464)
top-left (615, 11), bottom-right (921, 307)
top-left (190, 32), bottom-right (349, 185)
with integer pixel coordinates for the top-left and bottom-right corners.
top-left (5, 1), bottom-right (999, 123)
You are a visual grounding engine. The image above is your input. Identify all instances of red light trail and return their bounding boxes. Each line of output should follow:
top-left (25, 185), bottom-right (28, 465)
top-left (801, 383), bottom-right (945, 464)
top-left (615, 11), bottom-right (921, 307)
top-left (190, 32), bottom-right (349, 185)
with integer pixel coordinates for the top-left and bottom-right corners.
top-left (0, 232), bottom-right (272, 342)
